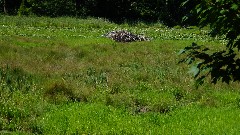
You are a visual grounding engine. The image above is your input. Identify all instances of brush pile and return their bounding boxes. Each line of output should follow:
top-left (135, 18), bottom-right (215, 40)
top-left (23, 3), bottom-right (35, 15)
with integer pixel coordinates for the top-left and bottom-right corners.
top-left (103, 30), bottom-right (150, 42)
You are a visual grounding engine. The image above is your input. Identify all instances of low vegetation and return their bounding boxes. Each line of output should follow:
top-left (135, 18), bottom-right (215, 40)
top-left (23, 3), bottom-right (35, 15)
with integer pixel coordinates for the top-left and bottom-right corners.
top-left (0, 15), bottom-right (240, 134)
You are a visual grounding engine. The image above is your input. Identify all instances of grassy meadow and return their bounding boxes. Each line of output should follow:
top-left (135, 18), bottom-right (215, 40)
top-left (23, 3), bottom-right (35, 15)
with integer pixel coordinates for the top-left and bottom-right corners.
top-left (0, 15), bottom-right (240, 134)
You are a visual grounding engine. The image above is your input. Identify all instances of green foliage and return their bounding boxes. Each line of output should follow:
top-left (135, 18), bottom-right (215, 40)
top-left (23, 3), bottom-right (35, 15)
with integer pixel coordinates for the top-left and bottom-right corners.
top-left (1, 0), bottom-right (198, 26)
top-left (27, 0), bottom-right (76, 17)
top-left (179, 0), bottom-right (240, 86)
top-left (0, 0), bottom-right (22, 15)
top-left (17, 0), bottom-right (32, 16)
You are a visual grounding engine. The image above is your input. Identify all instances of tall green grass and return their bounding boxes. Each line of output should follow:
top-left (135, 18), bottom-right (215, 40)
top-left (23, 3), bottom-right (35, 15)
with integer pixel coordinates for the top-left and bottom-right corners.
top-left (37, 103), bottom-right (240, 134)
top-left (0, 15), bottom-right (239, 134)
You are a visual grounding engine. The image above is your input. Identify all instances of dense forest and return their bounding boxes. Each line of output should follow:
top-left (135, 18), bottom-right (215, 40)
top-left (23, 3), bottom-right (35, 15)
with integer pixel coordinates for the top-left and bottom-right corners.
top-left (0, 0), bottom-right (198, 26)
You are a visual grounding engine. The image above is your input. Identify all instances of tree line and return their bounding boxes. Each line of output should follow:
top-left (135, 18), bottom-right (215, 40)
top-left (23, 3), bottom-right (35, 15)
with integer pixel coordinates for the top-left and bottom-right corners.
top-left (0, 0), bottom-right (198, 26)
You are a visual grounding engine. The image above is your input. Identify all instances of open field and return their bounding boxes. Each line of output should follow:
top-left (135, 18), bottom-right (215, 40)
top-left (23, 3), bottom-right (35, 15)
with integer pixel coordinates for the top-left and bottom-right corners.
top-left (0, 15), bottom-right (240, 134)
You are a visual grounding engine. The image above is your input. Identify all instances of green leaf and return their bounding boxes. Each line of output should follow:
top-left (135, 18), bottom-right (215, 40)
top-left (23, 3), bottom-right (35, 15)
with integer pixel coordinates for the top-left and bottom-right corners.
top-left (178, 49), bottom-right (186, 55)
top-left (220, 9), bottom-right (227, 14)
top-left (181, 0), bottom-right (190, 6)
top-left (207, 7), bottom-right (213, 11)
top-left (182, 16), bottom-right (188, 22)
top-left (189, 65), bottom-right (200, 78)
top-left (217, 15), bottom-right (225, 19)
top-left (197, 7), bottom-right (202, 14)
top-left (186, 58), bottom-right (194, 64)
top-left (231, 4), bottom-right (238, 11)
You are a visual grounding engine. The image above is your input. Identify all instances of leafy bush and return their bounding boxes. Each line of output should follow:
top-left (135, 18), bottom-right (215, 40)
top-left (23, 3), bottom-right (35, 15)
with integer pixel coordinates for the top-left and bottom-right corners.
top-left (179, 0), bottom-right (240, 86)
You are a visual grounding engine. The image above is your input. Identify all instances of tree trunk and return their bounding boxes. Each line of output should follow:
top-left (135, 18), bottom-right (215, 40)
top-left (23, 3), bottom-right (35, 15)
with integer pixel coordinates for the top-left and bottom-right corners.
top-left (3, 0), bottom-right (7, 14)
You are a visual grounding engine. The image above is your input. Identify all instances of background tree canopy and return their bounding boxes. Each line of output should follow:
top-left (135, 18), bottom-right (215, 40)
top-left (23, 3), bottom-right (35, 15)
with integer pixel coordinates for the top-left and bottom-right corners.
top-left (179, 0), bottom-right (240, 86)
top-left (0, 0), bottom-right (197, 26)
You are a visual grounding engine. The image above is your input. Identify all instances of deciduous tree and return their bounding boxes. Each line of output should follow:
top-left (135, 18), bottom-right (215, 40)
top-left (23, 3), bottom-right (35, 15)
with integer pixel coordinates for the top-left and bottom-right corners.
top-left (179, 0), bottom-right (240, 86)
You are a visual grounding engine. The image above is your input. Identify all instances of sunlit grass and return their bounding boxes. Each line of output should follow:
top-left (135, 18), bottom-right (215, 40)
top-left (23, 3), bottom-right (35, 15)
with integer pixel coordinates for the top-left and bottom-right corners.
top-left (37, 103), bottom-right (240, 134)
